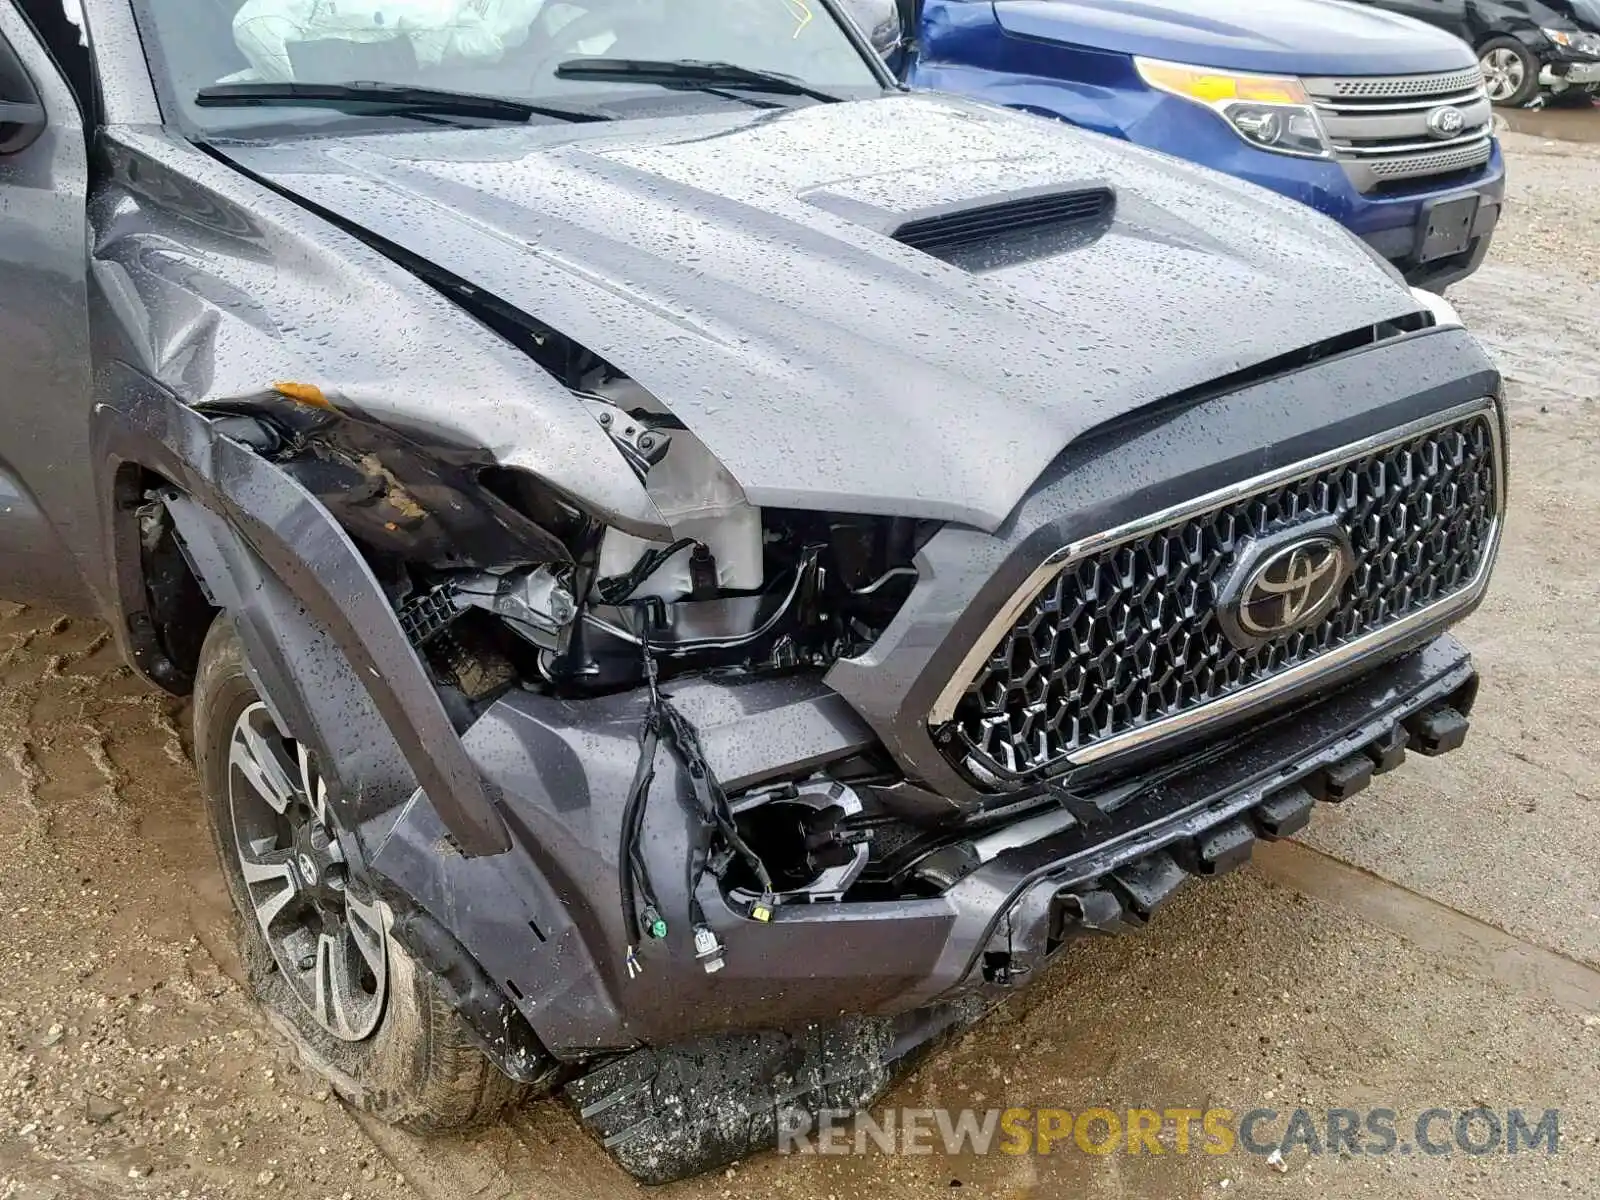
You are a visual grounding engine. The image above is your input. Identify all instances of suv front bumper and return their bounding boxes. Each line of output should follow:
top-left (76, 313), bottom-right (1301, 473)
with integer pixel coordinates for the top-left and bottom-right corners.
top-left (561, 639), bottom-right (1477, 1184)
top-left (1120, 97), bottom-right (1507, 291)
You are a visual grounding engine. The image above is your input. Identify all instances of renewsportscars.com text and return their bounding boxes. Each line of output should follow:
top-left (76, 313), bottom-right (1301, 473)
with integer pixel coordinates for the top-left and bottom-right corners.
top-left (778, 1106), bottom-right (1561, 1158)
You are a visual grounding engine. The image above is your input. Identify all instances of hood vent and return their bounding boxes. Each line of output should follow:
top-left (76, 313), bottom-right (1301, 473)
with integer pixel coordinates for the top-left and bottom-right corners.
top-left (889, 187), bottom-right (1115, 269)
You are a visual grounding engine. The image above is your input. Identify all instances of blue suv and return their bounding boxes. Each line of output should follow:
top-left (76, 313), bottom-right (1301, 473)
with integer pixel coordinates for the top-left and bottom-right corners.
top-left (856, 0), bottom-right (1505, 289)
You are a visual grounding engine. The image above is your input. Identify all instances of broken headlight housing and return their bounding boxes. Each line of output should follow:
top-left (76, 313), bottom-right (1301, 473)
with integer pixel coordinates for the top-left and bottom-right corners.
top-left (1544, 27), bottom-right (1600, 57)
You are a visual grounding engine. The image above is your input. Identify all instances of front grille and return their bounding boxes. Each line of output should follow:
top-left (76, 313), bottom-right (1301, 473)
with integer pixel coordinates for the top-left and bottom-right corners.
top-left (935, 410), bottom-right (1501, 787)
top-left (1307, 67), bottom-right (1484, 99)
top-left (1303, 69), bottom-right (1494, 191)
top-left (1366, 141), bottom-right (1494, 182)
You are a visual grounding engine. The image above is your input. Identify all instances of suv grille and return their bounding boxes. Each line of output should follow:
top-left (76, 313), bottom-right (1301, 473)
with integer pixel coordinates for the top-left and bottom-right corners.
top-left (935, 409), bottom-right (1501, 787)
top-left (1303, 69), bottom-right (1493, 191)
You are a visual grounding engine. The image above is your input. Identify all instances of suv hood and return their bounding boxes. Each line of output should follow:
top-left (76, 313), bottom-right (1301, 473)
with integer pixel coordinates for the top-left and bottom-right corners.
top-left (1559, 0), bottom-right (1600, 30)
top-left (992, 0), bottom-right (1478, 76)
top-left (217, 93), bottom-right (1415, 532)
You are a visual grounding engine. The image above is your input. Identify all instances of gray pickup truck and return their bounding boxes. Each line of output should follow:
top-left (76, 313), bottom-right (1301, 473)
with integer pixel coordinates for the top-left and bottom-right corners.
top-left (0, 0), bottom-right (1502, 1182)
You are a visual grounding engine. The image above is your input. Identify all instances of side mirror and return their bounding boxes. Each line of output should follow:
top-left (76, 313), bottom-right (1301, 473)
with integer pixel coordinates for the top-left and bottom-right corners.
top-left (838, 0), bottom-right (908, 64)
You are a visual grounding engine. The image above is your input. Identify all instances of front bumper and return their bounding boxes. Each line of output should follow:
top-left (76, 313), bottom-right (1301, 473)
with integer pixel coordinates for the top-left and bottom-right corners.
top-left (1542, 58), bottom-right (1600, 91)
top-left (358, 330), bottom-right (1502, 1060)
top-left (558, 643), bottom-right (1477, 1186)
top-left (365, 632), bottom-right (1477, 1058)
top-left (935, 636), bottom-right (1476, 994)
top-left (1118, 95), bottom-right (1507, 291)
top-left (1357, 180), bottom-right (1503, 292)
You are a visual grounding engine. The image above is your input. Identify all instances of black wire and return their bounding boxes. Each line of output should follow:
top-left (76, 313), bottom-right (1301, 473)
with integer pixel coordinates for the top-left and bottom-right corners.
top-left (660, 700), bottom-right (775, 898)
top-left (617, 616), bottom-right (776, 958)
top-left (683, 806), bottom-right (709, 929)
top-left (617, 706), bottom-right (662, 943)
top-left (596, 537), bottom-right (699, 605)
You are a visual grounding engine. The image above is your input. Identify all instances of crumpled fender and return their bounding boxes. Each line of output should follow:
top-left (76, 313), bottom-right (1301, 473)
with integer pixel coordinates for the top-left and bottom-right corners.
top-left (91, 366), bottom-right (511, 857)
top-left (88, 127), bottom-right (669, 540)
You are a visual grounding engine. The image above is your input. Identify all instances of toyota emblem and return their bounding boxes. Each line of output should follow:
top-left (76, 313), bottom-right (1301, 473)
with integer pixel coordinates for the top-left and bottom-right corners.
top-left (1217, 522), bottom-right (1354, 650)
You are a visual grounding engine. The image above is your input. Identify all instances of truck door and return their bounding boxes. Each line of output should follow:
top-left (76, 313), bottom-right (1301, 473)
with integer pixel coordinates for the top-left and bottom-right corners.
top-left (0, 0), bottom-right (93, 611)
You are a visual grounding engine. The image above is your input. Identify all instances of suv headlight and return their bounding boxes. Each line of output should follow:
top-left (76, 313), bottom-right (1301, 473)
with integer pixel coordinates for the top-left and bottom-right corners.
top-left (1135, 57), bottom-right (1331, 158)
top-left (1542, 27), bottom-right (1600, 56)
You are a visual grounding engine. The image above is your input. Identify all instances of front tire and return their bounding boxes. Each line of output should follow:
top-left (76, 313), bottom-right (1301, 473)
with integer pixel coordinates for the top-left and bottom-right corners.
top-left (193, 616), bottom-right (524, 1132)
top-left (1479, 36), bottom-right (1541, 107)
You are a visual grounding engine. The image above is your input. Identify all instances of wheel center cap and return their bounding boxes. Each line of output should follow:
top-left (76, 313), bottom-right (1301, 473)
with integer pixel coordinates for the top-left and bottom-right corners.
top-left (290, 824), bottom-right (343, 906)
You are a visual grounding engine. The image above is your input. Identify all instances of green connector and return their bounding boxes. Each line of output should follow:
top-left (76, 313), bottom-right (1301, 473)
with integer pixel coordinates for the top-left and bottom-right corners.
top-left (642, 905), bottom-right (669, 940)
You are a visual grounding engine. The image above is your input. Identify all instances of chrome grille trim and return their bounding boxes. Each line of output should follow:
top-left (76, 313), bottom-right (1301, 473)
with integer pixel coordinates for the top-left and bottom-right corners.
top-left (927, 399), bottom-right (1504, 779)
top-left (1303, 69), bottom-right (1494, 190)
top-left (1311, 87), bottom-right (1485, 114)
top-left (1335, 128), bottom-right (1491, 157)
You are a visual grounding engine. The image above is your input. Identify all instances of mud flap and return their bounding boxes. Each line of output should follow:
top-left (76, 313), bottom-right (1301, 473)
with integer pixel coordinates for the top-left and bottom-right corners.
top-left (565, 999), bottom-right (988, 1184)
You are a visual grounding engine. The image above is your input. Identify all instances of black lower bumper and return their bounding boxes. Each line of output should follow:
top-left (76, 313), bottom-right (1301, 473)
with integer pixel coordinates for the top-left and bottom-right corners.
top-left (1364, 194), bottom-right (1502, 293)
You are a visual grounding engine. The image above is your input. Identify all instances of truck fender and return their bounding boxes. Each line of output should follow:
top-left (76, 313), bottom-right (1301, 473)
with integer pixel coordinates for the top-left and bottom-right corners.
top-left (89, 367), bottom-right (511, 857)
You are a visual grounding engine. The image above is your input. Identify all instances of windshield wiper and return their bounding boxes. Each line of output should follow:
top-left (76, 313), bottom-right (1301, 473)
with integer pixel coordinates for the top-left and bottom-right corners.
top-left (553, 58), bottom-right (842, 105)
top-left (195, 81), bottom-right (611, 124)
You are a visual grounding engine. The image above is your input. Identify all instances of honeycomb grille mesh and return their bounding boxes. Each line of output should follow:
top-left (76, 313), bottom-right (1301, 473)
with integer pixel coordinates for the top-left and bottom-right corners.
top-left (1306, 67), bottom-right (1484, 99)
top-left (937, 414), bottom-right (1500, 786)
top-left (1367, 141), bottom-right (1494, 180)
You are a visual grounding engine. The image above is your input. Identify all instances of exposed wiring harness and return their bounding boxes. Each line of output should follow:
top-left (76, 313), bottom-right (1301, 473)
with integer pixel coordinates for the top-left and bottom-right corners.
top-left (596, 537), bottom-right (700, 606)
top-left (617, 615), bottom-right (775, 978)
top-left (617, 649), bottom-right (667, 979)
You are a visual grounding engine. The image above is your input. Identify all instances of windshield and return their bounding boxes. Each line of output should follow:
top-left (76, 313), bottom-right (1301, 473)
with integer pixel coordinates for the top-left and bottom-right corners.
top-left (134, 0), bottom-right (886, 131)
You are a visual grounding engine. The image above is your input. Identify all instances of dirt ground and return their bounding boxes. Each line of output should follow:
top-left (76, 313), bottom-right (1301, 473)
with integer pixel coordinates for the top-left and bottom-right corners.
top-left (4, 114), bottom-right (1600, 1200)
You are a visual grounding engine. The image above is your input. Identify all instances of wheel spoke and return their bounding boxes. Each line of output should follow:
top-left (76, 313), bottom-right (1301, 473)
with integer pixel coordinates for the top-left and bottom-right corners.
top-left (238, 851), bottom-right (298, 931)
top-left (312, 931), bottom-right (375, 1040)
top-left (297, 742), bottom-right (332, 827)
top-left (313, 933), bottom-right (340, 1031)
top-left (231, 708), bottom-right (300, 815)
top-left (345, 892), bottom-right (388, 977)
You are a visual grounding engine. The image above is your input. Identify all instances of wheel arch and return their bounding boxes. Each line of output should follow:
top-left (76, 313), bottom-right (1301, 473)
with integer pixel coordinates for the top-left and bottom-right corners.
top-left (91, 363), bottom-right (510, 858)
top-left (92, 368), bottom-right (563, 1083)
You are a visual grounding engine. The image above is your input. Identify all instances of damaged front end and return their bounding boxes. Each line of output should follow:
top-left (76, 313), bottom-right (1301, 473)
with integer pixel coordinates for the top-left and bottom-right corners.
top-left (175, 357), bottom-right (941, 968)
top-left (85, 112), bottom-right (1507, 1185)
top-left (100, 284), bottom-right (1505, 1186)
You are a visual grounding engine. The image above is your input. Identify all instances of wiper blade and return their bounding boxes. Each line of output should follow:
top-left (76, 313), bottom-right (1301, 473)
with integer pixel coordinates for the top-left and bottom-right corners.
top-left (194, 81), bottom-right (611, 123)
top-left (554, 58), bottom-right (841, 105)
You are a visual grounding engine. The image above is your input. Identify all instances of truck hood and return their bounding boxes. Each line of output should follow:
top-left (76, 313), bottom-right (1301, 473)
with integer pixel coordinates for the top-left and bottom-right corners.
top-left (992, 0), bottom-right (1478, 76)
top-left (216, 92), bottom-right (1415, 532)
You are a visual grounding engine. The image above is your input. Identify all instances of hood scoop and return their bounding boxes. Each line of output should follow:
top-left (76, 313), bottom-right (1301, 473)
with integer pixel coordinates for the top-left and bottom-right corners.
top-left (889, 187), bottom-right (1115, 271)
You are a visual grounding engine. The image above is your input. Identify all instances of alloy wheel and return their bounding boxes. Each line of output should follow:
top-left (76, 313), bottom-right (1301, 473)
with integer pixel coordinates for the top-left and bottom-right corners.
top-left (1480, 48), bottom-right (1526, 103)
top-left (226, 702), bottom-right (387, 1041)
